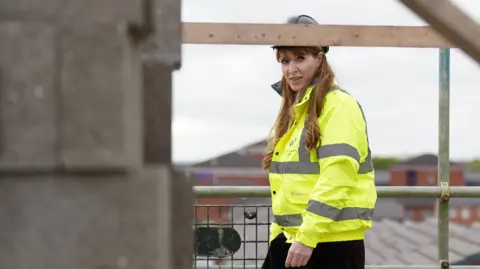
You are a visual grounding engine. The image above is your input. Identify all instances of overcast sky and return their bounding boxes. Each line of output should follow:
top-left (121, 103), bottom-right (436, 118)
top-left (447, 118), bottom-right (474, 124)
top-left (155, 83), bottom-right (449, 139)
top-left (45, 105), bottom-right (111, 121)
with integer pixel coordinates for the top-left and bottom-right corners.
top-left (171, 0), bottom-right (480, 164)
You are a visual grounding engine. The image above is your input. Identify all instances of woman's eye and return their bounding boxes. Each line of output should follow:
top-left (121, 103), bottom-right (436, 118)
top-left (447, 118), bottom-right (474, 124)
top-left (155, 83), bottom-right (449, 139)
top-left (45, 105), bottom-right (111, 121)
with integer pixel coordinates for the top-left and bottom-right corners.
top-left (281, 60), bottom-right (289, 64)
top-left (296, 56), bottom-right (305, 62)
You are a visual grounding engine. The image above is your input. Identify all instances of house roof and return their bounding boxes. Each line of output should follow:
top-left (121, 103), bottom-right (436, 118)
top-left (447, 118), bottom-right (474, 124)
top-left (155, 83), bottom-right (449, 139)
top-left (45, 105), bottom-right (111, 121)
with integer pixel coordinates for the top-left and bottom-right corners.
top-left (190, 139), bottom-right (267, 169)
top-left (242, 139), bottom-right (267, 149)
top-left (397, 154), bottom-right (458, 166)
top-left (201, 207), bottom-right (480, 266)
top-left (364, 218), bottom-right (480, 265)
top-left (371, 198), bottom-right (405, 219)
top-left (193, 152), bottom-right (262, 168)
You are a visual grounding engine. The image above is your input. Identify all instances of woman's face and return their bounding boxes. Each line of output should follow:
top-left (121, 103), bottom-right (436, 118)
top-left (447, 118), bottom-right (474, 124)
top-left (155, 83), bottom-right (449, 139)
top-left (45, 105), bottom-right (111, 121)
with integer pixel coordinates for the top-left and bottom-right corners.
top-left (279, 51), bottom-right (321, 92)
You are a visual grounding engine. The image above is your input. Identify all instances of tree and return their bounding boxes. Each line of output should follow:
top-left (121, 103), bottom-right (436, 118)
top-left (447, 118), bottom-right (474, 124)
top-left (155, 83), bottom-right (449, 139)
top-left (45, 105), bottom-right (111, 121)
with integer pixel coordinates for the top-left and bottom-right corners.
top-left (372, 157), bottom-right (400, 171)
top-left (467, 159), bottom-right (480, 172)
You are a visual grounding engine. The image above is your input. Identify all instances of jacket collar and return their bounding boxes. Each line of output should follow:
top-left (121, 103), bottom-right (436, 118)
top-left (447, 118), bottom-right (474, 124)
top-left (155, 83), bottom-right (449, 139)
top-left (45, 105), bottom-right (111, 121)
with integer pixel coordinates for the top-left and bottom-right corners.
top-left (295, 85), bottom-right (314, 108)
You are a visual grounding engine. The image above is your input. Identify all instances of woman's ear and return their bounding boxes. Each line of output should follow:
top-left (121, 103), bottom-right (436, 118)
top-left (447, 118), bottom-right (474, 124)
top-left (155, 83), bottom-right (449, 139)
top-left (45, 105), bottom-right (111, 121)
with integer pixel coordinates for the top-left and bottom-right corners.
top-left (316, 53), bottom-right (323, 69)
top-left (317, 52), bottom-right (324, 61)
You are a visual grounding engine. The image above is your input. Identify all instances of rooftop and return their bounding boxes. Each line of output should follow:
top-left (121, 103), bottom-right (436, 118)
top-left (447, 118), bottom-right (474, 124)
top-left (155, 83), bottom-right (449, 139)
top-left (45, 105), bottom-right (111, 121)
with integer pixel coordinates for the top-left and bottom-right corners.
top-left (193, 152), bottom-right (262, 168)
top-left (395, 153), bottom-right (460, 166)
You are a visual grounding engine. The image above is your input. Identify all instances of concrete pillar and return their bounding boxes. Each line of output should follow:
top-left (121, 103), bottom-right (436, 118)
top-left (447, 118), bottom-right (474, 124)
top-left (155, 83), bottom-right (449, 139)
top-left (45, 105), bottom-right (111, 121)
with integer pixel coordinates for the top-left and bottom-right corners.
top-left (0, 0), bottom-right (190, 268)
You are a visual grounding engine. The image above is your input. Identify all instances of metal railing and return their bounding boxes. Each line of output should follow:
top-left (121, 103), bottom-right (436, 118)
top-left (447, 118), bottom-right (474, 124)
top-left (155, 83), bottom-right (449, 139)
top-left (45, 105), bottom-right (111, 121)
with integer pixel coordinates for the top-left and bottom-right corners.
top-left (194, 186), bottom-right (480, 199)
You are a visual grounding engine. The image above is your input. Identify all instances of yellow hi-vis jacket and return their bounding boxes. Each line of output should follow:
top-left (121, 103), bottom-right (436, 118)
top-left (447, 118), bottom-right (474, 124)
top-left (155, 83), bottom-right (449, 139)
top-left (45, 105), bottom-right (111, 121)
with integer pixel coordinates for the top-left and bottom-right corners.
top-left (268, 84), bottom-right (377, 248)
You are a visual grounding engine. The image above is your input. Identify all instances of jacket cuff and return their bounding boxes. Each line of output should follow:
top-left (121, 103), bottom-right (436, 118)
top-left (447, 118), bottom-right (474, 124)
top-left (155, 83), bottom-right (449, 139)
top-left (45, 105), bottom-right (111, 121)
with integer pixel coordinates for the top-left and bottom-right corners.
top-left (269, 232), bottom-right (280, 243)
top-left (296, 230), bottom-right (318, 248)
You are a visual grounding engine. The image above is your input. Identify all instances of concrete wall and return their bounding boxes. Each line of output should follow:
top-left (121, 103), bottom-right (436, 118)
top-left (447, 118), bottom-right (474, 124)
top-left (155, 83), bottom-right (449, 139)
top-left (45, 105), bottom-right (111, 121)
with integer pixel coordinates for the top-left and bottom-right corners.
top-left (0, 1), bottom-right (192, 268)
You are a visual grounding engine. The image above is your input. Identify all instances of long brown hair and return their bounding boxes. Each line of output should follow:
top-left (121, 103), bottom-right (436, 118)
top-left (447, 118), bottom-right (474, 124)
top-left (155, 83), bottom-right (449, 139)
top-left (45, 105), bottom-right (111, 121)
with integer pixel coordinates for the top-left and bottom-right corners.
top-left (262, 46), bottom-right (335, 171)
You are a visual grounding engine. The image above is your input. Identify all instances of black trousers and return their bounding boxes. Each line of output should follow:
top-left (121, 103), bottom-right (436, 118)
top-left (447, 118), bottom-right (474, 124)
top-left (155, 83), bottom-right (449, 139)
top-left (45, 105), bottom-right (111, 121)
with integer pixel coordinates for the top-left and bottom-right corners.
top-left (261, 233), bottom-right (365, 269)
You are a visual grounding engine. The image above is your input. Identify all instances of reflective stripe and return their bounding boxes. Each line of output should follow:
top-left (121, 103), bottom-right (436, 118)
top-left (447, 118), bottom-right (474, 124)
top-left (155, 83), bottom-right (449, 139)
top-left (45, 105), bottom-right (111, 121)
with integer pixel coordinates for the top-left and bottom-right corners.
top-left (273, 214), bottom-right (303, 226)
top-left (316, 143), bottom-right (373, 174)
top-left (355, 101), bottom-right (374, 174)
top-left (297, 119), bottom-right (310, 163)
top-left (307, 200), bottom-right (374, 221)
top-left (269, 161), bottom-right (319, 174)
top-left (359, 149), bottom-right (373, 174)
top-left (317, 143), bottom-right (360, 162)
top-left (274, 201), bottom-right (373, 226)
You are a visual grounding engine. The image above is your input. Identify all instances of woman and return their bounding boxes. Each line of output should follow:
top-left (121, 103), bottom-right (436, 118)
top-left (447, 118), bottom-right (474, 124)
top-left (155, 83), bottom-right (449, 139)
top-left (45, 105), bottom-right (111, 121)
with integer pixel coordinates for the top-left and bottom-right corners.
top-left (261, 15), bottom-right (377, 269)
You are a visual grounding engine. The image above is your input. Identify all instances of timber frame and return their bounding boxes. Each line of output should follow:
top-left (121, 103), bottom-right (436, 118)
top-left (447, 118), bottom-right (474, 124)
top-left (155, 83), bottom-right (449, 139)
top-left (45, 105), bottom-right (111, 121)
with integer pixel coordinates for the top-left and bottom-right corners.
top-left (181, 0), bottom-right (480, 62)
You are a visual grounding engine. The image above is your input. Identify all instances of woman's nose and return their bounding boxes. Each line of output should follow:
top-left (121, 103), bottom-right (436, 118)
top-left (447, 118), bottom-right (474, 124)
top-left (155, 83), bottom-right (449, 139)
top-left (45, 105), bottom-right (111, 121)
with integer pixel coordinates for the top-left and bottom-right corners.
top-left (288, 62), bottom-right (298, 72)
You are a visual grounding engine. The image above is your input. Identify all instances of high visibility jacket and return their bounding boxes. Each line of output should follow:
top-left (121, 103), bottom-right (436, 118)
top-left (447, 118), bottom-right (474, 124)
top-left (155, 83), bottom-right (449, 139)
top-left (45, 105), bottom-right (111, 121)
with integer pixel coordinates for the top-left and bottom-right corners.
top-left (268, 84), bottom-right (377, 248)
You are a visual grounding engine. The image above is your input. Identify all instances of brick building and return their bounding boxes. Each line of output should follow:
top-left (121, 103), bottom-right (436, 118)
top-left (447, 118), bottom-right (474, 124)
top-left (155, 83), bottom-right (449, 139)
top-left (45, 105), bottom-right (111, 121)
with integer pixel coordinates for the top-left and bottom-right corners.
top-left (389, 154), bottom-right (480, 224)
top-left (389, 154), bottom-right (465, 186)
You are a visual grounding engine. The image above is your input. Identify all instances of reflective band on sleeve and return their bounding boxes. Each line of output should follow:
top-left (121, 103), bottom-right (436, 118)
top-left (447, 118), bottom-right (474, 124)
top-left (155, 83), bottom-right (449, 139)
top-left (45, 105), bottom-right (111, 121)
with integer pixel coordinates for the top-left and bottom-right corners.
top-left (316, 143), bottom-right (374, 174)
top-left (306, 200), bottom-right (373, 221)
top-left (358, 148), bottom-right (373, 174)
top-left (355, 99), bottom-right (374, 174)
top-left (317, 143), bottom-right (361, 163)
top-left (273, 214), bottom-right (303, 226)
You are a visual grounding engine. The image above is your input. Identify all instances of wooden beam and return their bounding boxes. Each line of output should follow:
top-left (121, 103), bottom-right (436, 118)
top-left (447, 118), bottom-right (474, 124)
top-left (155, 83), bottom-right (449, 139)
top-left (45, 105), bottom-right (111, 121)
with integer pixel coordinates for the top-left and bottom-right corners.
top-left (182, 22), bottom-right (454, 48)
top-left (399, 0), bottom-right (480, 63)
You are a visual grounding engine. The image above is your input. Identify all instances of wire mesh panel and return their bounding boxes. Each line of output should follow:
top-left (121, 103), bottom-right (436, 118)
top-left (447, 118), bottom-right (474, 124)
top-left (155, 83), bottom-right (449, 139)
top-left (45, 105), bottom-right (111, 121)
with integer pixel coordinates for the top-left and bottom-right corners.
top-left (192, 196), bottom-right (480, 269)
top-left (193, 204), bottom-right (272, 269)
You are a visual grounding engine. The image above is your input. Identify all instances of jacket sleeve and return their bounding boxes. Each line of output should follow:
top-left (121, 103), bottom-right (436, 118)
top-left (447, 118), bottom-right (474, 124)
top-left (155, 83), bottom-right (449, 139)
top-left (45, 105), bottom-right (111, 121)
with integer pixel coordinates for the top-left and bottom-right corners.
top-left (295, 96), bottom-right (366, 248)
top-left (269, 222), bottom-right (283, 243)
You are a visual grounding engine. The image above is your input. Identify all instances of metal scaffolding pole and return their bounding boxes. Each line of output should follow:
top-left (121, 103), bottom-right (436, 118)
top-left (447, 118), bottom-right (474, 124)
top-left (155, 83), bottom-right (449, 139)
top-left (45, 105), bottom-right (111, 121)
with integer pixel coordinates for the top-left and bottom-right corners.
top-left (438, 48), bottom-right (451, 267)
top-left (193, 186), bottom-right (480, 198)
